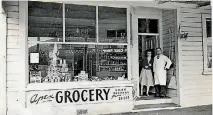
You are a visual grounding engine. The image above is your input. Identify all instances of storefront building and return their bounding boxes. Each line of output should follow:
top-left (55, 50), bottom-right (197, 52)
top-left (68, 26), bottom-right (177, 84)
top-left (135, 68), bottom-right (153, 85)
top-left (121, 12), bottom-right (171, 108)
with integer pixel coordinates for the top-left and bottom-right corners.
top-left (0, 1), bottom-right (212, 115)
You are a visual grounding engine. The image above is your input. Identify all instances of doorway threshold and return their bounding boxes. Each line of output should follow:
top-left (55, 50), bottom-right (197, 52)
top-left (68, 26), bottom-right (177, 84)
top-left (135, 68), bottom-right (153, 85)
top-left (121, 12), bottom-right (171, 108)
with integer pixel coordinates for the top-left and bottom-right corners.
top-left (133, 96), bottom-right (180, 112)
top-left (136, 95), bottom-right (171, 100)
top-left (132, 103), bottom-right (181, 112)
top-left (134, 96), bottom-right (173, 105)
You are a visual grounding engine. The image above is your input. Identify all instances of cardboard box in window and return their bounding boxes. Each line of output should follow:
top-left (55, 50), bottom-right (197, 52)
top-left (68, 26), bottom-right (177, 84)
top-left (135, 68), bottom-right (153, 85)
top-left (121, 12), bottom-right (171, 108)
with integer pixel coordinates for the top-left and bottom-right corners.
top-left (30, 71), bottom-right (42, 83)
top-left (78, 71), bottom-right (88, 81)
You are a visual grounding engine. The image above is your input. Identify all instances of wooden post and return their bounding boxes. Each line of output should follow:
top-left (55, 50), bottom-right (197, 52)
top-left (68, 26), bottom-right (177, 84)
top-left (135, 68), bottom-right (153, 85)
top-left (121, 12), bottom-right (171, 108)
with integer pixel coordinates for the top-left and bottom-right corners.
top-left (19, 1), bottom-right (28, 107)
top-left (0, 1), bottom-right (7, 115)
top-left (176, 8), bottom-right (182, 105)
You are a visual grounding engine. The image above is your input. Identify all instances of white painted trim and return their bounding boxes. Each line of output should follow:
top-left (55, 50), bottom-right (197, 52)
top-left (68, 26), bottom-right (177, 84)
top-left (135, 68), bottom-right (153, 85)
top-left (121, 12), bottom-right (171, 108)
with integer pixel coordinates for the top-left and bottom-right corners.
top-left (96, 6), bottom-right (99, 43)
top-left (26, 80), bottom-right (133, 91)
top-left (202, 14), bottom-right (212, 75)
top-left (135, 98), bottom-right (173, 105)
top-left (0, 1), bottom-right (7, 114)
top-left (135, 13), bottom-right (161, 19)
top-left (28, 41), bottom-right (128, 46)
top-left (127, 6), bottom-right (132, 80)
top-left (19, 1), bottom-right (28, 107)
top-left (63, 2), bottom-right (65, 42)
top-left (159, 11), bottom-right (163, 50)
top-left (132, 14), bottom-right (140, 97)
top-left (33, 1), bottom-right (184, 9)
top-left (176, 8), bottom-right (182, 106)
top-left (138, 33), bottom-right (159, 36)
top-left (51, 1), bottom-right (130, 8)
top-left (132, 106), bottom-right (181, 113)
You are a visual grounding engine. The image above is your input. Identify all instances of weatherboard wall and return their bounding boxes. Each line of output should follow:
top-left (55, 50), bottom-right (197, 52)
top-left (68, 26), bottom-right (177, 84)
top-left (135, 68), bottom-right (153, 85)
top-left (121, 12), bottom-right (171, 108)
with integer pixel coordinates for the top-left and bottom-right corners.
top-left (162, 9), bottom-right (178, 99)
top-left (179, 4), bottom-right (212, 107)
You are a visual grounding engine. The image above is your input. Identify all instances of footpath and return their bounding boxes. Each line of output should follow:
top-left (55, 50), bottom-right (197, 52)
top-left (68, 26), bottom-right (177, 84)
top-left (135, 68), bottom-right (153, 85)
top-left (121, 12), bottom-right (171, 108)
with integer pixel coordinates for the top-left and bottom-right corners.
top-left (106, 105), bottom-right (212, 115)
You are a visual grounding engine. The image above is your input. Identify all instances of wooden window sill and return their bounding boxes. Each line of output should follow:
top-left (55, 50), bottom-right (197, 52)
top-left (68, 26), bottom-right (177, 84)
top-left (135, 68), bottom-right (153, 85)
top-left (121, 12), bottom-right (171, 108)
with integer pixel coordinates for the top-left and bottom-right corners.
top-left (203, 70), bottom-right (212, 75)
top-left (26, 80), bottom-right (133, 91)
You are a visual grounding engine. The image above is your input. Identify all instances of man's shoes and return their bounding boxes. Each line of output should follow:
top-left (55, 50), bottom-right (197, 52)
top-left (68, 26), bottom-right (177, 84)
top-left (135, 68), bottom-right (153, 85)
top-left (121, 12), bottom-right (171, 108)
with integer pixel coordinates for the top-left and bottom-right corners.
top-left (154, 85), bottom-right (160, 97)
top-left (160, 95), bottom-right (165, 98)
top-left (155, 93), bottom-right (159, 97)
top-left (159, 93), bottom-right (163, 98)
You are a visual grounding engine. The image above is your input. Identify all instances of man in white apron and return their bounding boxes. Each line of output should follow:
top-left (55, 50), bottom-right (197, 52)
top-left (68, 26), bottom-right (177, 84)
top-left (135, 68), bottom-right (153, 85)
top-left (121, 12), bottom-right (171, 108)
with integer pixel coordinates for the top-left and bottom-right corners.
top-left (153, 48), bottom-right (172, 98)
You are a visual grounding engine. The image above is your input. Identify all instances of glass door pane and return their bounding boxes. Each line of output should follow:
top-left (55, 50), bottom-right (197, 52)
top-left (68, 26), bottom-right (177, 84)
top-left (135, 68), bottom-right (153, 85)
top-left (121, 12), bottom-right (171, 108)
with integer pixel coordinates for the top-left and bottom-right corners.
top-left (138, 18), bottom-right (159, 33)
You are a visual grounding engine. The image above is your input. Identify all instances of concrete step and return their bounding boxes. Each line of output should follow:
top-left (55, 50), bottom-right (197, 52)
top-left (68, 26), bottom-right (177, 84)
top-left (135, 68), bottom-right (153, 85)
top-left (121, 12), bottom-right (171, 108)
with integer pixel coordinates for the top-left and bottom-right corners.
top-left (132, 103), bottom-right (180, 112)
top-left (134, 96), bottom-right (173, 105)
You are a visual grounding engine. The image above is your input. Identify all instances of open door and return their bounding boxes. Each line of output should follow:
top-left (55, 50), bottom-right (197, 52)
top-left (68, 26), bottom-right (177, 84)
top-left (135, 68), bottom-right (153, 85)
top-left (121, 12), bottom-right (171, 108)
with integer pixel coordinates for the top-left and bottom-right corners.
top-left (137, 18), bottom-right (160, 97)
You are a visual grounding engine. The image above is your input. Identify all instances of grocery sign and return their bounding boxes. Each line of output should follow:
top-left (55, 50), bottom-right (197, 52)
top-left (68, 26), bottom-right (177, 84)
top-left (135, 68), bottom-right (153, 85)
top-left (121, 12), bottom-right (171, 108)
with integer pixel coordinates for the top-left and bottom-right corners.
top-left (26, 86), bottom-right (132, 107)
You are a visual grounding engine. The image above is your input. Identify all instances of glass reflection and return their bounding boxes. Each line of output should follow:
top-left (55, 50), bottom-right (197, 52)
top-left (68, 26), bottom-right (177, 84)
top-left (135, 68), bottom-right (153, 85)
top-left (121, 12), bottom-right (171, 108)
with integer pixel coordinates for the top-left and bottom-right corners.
top-left (65, 4), bottom-right (96, 42)
top-left (138, 19), bottom-right (158, 33)
top-left (99, 6), bottom-right (127, 43)
top-left (28, 2), bottom-right (63, 42)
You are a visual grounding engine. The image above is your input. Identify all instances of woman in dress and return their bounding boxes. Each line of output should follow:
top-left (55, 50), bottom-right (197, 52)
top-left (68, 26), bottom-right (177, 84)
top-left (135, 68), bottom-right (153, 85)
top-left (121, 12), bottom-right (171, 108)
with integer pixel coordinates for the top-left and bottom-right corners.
top-left (139, 50), bottom-right (154, 96)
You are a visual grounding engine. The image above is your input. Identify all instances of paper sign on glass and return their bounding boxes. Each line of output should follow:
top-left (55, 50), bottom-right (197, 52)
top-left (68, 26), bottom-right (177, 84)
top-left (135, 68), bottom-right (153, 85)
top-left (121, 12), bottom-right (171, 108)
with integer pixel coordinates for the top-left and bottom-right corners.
top-left (30, 53), bottom-right (39, 63)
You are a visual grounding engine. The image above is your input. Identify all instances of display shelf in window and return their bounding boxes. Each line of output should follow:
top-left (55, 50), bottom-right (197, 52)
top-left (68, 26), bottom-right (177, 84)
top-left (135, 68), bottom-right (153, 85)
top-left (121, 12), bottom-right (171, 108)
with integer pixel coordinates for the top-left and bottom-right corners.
top-left (98, 46), bottom-right (127, 79)
top-left (65, 37), bottom-right (96, 42)
top-left (99, 37), bottom-right (127, 43)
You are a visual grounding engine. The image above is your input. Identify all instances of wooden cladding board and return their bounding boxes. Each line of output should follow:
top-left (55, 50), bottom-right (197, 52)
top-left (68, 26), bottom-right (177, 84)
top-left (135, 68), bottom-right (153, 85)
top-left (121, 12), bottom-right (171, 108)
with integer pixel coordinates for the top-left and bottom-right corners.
top-left (179, 5), bottom-right (212, 106)
top-left (162, 10), bottom-right (177, 98)
top-left (5, 2), bottom-right (21, 115)
top-left (162, 10), bottom-right (176, 58)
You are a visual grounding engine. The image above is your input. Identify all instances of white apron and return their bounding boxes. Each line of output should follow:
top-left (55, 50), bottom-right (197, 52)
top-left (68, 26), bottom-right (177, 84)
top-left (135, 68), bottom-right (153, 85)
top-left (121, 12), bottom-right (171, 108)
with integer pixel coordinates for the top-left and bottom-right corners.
top-left (153, 54), bottom-right (172, 85)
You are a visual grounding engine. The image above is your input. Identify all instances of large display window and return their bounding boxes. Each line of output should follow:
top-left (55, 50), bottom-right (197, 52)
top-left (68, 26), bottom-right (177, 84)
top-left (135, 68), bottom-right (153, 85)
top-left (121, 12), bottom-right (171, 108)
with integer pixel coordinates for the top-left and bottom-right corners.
top-left (28, 2), bottom-right (129, 83)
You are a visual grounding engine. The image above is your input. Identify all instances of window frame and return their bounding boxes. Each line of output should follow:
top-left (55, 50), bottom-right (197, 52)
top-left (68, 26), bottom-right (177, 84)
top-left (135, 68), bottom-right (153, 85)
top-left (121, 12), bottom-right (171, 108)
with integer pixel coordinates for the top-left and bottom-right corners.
top-left (202, 14), bottom-right (212, 75)
top-left (26, 2), bottom-right (132, 86)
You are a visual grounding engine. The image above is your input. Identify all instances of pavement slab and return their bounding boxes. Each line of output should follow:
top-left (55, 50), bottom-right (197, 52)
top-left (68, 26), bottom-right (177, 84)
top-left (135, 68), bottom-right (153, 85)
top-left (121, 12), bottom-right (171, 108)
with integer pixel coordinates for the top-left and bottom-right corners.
top-left (104, 105), bottom-right (212, 115)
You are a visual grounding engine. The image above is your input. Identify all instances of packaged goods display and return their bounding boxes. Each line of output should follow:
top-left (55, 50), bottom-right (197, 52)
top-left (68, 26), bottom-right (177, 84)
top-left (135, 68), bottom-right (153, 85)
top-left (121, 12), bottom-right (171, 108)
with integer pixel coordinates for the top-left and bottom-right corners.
top-left (29, 44), bottom-right (128, 83)
top-left (99, 48), bottom-right (127, 72)
top-left (77, 71), bottom-right (88, 81)
top-left (30, 71), bottom-right (42, 83)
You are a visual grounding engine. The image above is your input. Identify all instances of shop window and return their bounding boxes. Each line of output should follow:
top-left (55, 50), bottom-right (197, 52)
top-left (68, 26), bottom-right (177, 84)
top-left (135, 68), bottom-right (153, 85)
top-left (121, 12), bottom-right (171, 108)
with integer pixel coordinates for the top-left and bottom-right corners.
top-left (28, 1), bottom-right (129, 83)
top-left (28, 44), bottom-right (127, 83)
top-left (202, 14), bottom-right (212, 74)
top-left (65, 4), bottom-right (96, 42)
top-left (98, 6), bottom-right (127, 43)
top-left (28, 2), bottom-right (63, 42)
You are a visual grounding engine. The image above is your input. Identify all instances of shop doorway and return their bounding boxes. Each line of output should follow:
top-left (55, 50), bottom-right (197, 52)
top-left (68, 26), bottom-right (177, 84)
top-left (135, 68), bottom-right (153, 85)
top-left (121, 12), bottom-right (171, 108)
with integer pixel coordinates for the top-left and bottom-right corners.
top-left (137, 17), bottom-right (161, 99)
top-left (136, 13), bottom-right (177, 101)
top-left (138, 35), bottom-right (160, 98)
top-left (132, 9), bottom-right (179, 110)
